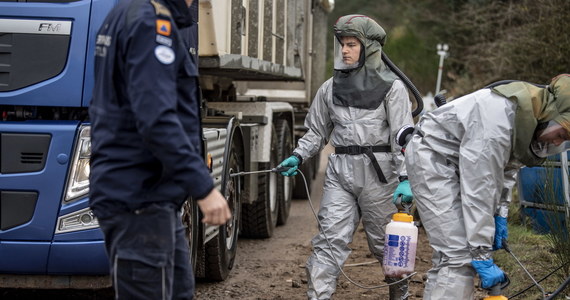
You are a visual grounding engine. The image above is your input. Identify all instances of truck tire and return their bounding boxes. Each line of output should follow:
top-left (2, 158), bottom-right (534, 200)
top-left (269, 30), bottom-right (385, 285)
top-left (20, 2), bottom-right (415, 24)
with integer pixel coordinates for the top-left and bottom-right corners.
top-left (275, 119), bottom-right (293, 225)
top-left (241, 127), bottom-right (279, 238)
top-left (293, 157), bottom-right (313, 199)
top-left (182, 199), bottom-right (199, 274)
top-left (205, 143), bottom-right (241, 281)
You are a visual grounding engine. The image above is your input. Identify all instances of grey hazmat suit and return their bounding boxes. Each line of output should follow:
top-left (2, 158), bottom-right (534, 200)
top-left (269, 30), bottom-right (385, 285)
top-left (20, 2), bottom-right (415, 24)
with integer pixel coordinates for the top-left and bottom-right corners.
top-left (405, 74), bottom-right (570, 299)
top-left (291, 15), bottom-right (414, 300)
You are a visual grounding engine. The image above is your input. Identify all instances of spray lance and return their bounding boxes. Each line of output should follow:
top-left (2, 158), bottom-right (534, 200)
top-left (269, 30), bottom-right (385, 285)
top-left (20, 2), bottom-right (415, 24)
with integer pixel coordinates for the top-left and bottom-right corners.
top-left (482, 236), bottom-right (553, 300)
top-left (229, 165), bottom-right (289, 178)
top-left (481, 238), bottom-right (546, 300)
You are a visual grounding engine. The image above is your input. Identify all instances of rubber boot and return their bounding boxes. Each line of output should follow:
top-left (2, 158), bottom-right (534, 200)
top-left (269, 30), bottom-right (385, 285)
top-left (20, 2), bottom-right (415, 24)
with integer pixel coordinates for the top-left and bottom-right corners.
top-left (386, 276), bottom-right (410, 300)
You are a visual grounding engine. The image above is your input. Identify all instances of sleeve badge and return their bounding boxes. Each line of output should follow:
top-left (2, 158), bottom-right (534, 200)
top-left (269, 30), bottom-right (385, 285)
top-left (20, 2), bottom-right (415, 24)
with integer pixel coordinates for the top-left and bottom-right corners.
top-left (155, 45), bottom-right (175, 64)
top-left (156, 19), bottom-right (171, 36)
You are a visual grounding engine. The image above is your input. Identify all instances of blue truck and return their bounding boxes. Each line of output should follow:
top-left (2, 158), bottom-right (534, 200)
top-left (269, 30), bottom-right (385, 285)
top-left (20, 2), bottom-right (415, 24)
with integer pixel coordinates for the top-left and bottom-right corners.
top-left (0, 0), bottom-right (333, 288)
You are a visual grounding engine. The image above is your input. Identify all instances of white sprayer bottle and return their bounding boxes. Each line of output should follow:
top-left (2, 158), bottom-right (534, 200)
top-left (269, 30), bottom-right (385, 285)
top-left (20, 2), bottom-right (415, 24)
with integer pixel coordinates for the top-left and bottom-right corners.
top-left (383, 212), bottom-right (418, 277)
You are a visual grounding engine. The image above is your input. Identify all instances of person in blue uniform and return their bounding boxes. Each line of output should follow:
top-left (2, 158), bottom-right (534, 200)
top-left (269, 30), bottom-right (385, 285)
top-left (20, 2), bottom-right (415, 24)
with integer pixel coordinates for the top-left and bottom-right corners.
top-left (89, 0), bottom-right (231, 298)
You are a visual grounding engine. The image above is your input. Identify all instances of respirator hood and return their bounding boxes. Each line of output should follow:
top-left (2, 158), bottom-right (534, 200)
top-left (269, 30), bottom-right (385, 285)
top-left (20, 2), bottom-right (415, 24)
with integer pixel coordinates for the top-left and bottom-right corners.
top-left (332, 15), bottom-right (397, 110)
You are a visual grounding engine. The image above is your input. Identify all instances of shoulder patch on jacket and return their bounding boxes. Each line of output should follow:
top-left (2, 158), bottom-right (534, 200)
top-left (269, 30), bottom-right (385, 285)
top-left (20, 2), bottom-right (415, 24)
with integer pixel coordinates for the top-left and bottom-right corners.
top-left (150, 0), bottom-right (172, 18)
top-left (156, 19), bottom-right (171, 36)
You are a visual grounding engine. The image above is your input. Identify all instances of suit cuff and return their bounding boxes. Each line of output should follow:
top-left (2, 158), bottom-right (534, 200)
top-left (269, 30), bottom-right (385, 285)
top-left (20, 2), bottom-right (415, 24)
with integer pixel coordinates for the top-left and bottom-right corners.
top-left (292, 152), bottom-right (304, 165)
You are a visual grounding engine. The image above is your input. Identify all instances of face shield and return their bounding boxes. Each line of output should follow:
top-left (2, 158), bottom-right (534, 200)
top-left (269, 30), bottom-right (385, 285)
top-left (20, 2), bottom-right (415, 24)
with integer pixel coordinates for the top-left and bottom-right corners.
top-left (530, 121), bottom-right (570, 158)
top-left (333, 35), bottom-right (363, 71)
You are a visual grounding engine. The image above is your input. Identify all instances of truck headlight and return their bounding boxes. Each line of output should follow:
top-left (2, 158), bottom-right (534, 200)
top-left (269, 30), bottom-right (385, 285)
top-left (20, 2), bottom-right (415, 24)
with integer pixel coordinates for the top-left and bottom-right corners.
top-left (55, 207), bottom-right (99, 234)
top-left (64, 125), bottom-right (91, 202)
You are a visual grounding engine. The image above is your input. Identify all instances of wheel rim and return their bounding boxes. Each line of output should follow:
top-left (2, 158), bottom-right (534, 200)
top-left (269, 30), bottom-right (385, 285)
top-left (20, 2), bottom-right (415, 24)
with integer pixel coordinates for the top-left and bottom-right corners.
top-left (269, 171), bottom-right (277, 212)
top-left (182, 202), bottom-right (194, 243)
top-left (181, 200), bottom-right (197, 267)
top-left (283, 176), bottom-right (291, 203)
top-left (225, 165), bottom-right (239, 250)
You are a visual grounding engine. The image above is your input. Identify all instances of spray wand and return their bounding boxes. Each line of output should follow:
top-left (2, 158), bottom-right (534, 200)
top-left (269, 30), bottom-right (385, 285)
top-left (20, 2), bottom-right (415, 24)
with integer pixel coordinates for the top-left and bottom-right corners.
top-left (502, 239), bottom-right (547, 299)
top-left (230, 165), bottom-right (289, 177)
top-left (484, 237), bottom-right (548, 300)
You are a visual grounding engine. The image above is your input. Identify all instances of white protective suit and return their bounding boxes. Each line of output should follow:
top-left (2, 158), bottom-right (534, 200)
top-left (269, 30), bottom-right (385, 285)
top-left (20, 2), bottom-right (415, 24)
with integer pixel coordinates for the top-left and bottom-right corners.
top-left (405, 89), bottom-right (522, 299)
top-left (294, 77), bottom-right (413, 299)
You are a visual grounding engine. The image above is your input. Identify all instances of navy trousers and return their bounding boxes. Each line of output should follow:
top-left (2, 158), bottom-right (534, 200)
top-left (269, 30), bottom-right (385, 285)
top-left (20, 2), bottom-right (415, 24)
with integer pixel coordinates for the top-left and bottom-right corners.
top-left (98, 203), bottom-right (194, 300)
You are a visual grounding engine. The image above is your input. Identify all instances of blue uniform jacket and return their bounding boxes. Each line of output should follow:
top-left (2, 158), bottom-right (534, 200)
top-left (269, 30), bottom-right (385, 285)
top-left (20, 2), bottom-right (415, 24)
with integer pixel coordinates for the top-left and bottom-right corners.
top-left (89, 0), bottom-right (212, 218)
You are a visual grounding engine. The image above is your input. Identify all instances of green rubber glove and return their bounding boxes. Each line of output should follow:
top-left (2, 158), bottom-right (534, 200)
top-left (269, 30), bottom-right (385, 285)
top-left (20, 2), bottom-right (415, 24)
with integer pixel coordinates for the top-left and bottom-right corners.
top-left (278, 155), bottom-right (300, 176)
top-left (392, 180), bottom-right (413, 204)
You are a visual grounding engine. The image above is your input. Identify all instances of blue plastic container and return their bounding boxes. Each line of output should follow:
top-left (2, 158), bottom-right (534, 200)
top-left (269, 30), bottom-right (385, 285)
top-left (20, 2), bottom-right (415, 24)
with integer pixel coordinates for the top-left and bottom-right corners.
top-left (519, 167), bottom-right (566, 206)
top-left (521, 207), bottom-right (567, 235)
top-left (518, 159), bottom-right (569, 234)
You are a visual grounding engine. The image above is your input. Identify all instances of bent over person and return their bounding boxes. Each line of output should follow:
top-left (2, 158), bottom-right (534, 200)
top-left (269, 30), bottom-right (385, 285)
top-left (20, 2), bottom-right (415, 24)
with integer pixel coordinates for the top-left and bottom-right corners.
top-left (89, 0), bottom-right (231, 298)
top-left (278, 15), bottom-right (414, 300)
top-left (399, 74), bottom-right (570, 299)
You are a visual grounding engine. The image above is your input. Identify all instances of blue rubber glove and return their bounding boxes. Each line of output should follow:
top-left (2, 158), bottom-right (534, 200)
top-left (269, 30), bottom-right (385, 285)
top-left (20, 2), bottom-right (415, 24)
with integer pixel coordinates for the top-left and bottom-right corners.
top-left (392, 180), bottom-right (413, 204)
top-left (493, 216), bottom-right (508, 250)
top-left (472, 259), bottom-right (506, 289)
top-left (278, 155), bottom-right (300, 176)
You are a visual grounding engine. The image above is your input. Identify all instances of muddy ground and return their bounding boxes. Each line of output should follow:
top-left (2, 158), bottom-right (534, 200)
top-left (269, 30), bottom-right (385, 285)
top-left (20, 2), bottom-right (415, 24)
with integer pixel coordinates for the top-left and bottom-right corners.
top-left (195, 147), bottom-right (489, 300)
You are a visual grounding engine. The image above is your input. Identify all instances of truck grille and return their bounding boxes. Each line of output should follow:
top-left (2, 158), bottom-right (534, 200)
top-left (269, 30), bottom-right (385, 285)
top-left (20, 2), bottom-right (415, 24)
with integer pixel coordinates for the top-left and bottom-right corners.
top-left (0, 191), bottom-right (38, 230)
top-left (0, 19), bottom-right (71, 92)
top-left (1, 133), bottom-right (50, 173)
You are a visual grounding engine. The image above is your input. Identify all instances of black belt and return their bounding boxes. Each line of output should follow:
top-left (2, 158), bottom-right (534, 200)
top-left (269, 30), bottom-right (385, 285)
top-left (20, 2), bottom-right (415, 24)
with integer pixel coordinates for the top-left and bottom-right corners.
top-left (335, 145), bottom-right (391, 183)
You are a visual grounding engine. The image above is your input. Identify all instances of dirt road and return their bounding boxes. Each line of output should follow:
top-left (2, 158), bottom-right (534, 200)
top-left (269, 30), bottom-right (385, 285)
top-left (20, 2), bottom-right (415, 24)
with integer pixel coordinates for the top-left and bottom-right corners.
top-left (196, 146), bottom-right (437, 300)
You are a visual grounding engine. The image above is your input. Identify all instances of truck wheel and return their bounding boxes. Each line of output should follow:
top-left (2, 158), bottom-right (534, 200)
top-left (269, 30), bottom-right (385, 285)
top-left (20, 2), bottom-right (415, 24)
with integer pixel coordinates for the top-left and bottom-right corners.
top-left (293, 157), bottom-right (313, 199)
top-left (182, 199), bottom-right (199, 274)
top-left (205, 146), bottom-right (241, 281)
top-left (241, 127), bottom-right (279, 238)
top-left (275, 119), bottom-right (293, 225)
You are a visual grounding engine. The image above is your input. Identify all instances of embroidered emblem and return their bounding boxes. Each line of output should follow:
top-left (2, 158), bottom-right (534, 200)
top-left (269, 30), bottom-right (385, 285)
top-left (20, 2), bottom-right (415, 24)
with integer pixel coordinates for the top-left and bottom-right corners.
top-left (154, 45), bottom-right (175, 64)
top-left (156, 19), bottom-right (171, 36)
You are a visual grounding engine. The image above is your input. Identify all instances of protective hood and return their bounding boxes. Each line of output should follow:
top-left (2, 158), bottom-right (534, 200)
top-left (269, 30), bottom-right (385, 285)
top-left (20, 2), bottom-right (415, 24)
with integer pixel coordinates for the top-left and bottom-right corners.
top-left (332, 15), bottom-right (398, 110)
top-left (549, 74), bottom-right (570, 132)
top-left (491, 74), bottom-right (570, 166)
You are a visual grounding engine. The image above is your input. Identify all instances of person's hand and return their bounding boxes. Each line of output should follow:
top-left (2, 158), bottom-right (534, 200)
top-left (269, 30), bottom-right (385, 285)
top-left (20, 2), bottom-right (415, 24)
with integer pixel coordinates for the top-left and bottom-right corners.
top-left (493, 216), bottom-right (508, 250)
top-left (392, 180), bottom-right (413, 204)
top-left (197, 189), bottom-right (232, 225)
top-left (278, 155), bottom-right (300, 177)
top-left (471, 259), bottom-right (506, 289)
